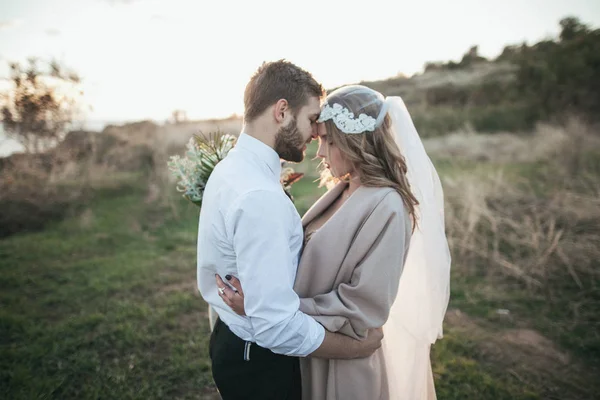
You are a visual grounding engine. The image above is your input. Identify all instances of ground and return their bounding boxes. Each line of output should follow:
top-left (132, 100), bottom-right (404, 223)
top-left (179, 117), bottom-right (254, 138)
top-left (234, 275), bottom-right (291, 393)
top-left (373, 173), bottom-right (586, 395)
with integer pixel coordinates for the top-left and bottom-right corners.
top-left (1, 137), bottom-right (598, 399)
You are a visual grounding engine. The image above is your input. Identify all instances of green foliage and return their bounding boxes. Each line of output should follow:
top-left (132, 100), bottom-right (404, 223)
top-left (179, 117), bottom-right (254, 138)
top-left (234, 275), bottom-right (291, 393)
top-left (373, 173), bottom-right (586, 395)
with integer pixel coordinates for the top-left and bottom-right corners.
top-left (411, 107), bottom-right (469, 137)
top-left (468, 104), bottom-right (537, 132)
top-left (516, 17), bottom-right (600, 122)
top-left (424, 45), bottom-right (488, 72)
top-left (394, 16), bottom-right (600, 135)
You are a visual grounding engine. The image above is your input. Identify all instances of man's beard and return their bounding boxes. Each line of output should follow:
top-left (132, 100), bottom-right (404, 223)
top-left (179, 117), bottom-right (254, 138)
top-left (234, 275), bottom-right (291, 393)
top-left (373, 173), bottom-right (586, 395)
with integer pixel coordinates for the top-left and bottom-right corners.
top-left (274, 117), bottom-right (305, 163)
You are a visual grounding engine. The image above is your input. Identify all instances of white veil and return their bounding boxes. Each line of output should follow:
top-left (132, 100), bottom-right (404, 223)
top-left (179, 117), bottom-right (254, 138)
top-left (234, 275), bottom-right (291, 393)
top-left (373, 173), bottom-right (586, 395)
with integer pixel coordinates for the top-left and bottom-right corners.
top-left (381, 96), bottom-right (451, 399)
top-left (319, 86), bottom-right (451, 399)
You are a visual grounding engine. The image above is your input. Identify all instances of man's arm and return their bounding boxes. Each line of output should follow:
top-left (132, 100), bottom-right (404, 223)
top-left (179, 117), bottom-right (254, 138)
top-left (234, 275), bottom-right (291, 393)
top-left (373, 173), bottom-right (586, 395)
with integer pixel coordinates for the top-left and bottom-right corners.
top-left (227, 190), bottom-right (325, 356)
top-left (218, 273), bottom-right (384, 359)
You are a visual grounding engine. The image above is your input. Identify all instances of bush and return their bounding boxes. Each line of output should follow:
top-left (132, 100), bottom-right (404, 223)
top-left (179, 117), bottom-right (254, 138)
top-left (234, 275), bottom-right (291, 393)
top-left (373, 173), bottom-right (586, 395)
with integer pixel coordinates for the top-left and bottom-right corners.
top-left (0, 126), bottom-right (159, 237)
top-left (515, 17), bottom-right (600, 123)
top-left (0, 155), bottom-right (89, 237)
top-left (469, 104), bottom-right (537, 133)
top-left (412, 107), bottom-right (470, 137)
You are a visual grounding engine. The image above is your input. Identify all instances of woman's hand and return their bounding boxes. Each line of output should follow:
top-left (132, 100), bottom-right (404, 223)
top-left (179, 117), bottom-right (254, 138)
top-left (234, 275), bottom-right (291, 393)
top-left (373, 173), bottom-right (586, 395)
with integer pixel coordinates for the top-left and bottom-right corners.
top-left (215, 274), bottom-right (246, 316)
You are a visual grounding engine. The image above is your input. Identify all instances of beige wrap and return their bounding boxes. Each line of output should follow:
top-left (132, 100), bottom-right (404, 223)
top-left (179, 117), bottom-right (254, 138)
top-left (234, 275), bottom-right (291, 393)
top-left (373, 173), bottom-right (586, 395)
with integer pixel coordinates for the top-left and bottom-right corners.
top-left (294, 182), bottom-right (412, 400)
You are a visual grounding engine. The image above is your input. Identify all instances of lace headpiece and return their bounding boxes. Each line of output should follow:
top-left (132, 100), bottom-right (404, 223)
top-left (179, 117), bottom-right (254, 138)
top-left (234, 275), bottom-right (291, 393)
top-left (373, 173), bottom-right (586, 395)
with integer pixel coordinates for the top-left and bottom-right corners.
top-left (317, 85), bottom-right (390, 134)
top-left (317, 103), bottom-right (377, 134)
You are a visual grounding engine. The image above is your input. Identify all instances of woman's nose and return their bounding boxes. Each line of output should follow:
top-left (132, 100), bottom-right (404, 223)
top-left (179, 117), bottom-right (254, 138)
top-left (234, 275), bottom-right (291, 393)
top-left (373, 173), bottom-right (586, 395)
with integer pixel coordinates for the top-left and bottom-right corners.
top-left (316, 144), bottom-right (325, 158)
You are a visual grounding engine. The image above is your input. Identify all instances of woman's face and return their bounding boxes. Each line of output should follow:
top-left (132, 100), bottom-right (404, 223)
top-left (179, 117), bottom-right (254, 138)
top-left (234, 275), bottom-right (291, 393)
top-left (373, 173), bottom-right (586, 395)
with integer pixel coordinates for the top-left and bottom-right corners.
top-left (316, 123), bottom-right (353, 178)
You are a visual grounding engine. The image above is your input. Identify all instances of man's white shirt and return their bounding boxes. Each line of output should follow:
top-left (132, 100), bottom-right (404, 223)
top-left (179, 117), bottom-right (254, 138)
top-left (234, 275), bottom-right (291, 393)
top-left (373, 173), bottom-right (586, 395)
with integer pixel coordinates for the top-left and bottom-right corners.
top-left (197, 133), bottom-right (325, 356)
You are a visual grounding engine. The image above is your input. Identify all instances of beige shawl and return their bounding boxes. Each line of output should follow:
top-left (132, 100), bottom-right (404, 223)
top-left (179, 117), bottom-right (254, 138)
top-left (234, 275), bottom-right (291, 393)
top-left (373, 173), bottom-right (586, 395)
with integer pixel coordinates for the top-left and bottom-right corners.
top-left (294, 182), bottom-right (412, 400)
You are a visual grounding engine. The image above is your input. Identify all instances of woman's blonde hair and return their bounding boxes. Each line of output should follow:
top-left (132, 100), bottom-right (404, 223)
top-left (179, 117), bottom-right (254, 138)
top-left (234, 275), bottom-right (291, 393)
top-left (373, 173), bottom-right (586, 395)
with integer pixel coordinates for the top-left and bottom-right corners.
top-left (319, 89), bottom-right (418, 228)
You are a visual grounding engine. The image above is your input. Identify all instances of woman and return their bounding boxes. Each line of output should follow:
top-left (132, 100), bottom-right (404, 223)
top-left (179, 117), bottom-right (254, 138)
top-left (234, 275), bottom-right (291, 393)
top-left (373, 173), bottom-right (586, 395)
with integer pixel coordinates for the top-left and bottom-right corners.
top-left (217, 85), bottom-right (451, 399)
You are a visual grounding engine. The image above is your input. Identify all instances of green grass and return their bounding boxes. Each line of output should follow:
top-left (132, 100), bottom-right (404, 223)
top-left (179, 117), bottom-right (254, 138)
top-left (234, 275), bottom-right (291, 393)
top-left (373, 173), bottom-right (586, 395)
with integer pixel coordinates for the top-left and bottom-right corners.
top-left (432, 327), bottom-right (540, 400)
top-left (0, 181), bottom-right (217, 399)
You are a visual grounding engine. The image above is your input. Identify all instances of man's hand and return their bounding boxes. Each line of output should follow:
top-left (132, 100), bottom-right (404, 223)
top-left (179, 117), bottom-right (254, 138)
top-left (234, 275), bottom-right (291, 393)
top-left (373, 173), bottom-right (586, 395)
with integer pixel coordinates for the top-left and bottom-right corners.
top-left (353, 327), bottom-right (384, 358)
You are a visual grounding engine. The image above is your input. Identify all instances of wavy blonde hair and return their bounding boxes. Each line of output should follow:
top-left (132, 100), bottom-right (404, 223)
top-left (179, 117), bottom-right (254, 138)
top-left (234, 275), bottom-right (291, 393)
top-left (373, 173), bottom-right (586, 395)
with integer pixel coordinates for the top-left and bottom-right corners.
top-left (319, 92), bottom-right (418, 229)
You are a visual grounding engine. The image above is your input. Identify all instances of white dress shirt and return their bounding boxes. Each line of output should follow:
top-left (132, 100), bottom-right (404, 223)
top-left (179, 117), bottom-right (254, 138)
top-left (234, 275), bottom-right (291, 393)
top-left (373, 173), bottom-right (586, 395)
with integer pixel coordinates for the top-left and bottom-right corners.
top-left (197, 133), bottom-right (325, 357)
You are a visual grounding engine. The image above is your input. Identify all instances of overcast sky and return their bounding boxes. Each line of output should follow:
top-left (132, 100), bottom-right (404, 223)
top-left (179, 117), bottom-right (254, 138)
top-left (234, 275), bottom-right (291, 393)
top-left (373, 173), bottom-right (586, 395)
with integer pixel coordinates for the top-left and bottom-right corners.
top-left (1, 0), bottom-right (599, 124)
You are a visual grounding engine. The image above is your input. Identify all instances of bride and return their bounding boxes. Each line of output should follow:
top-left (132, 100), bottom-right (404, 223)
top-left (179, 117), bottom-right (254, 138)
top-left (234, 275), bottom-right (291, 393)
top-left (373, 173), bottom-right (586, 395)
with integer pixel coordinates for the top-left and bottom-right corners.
top-left (217, 85), bottom-right (451, 399)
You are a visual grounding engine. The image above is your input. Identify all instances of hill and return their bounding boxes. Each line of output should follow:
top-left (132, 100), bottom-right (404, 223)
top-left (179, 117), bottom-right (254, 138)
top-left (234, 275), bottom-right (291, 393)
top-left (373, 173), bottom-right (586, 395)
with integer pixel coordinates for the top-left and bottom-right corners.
top-left (341, 16), bottom-right (599, 136)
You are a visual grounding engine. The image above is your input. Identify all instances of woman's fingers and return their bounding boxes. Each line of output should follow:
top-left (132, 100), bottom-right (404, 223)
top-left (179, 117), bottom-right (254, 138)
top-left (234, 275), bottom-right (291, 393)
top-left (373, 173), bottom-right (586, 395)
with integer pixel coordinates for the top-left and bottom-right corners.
top-left (216, 274), bottom-right (246, 316)
top-left (220, 292), bottom-right (233, 308)
top-left (216, 274), bottom-right (236, 301)
top-left (216, 274), bottom-right (226, 290)
top-left (225, 275), bottom-right (244, 297)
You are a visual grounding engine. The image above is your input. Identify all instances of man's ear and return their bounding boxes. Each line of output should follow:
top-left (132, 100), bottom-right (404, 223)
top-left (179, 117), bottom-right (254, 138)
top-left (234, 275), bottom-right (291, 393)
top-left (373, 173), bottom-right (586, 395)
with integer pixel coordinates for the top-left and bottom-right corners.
top-left (273, 99), bottom-right (288, 124)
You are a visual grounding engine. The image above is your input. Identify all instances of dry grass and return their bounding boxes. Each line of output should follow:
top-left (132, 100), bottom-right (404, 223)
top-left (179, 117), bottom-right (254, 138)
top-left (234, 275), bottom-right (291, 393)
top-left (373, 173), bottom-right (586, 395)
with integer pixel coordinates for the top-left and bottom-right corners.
top-left (423, 119), bottom-right (599, 164)
top-left (439, 119), bottom-right (600, 291)
top-left (0, 123), bottom-right (162, 236)
top-left (0, 116), bottom-right (208, 236)
top-left (445, 172), bottom-right (600, 290)
top-left (436, 119), bottom-right (600, 381)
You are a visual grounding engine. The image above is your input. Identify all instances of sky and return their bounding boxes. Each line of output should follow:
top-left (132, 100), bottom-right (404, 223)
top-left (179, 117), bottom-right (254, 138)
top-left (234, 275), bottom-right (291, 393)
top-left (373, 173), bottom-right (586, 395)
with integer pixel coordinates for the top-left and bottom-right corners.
top-left (0, 0), bottom-right (599, 127)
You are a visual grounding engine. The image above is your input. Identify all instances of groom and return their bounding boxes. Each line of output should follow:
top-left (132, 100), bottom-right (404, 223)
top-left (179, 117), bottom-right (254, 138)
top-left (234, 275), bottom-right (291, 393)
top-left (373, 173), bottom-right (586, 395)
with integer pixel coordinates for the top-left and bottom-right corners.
top-left (197, 60), bottom-right (383, 399)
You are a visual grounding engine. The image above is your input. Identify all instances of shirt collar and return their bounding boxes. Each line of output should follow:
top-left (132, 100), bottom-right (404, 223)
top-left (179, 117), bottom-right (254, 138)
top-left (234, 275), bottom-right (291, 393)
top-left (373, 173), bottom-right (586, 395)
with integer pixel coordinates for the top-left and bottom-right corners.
top-left (236, 133), bottom-right (282, 180)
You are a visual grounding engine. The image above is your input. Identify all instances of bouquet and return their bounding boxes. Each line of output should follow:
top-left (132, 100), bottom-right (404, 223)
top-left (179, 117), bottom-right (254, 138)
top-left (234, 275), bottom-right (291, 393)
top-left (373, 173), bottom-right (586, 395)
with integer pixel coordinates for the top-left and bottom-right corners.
top-left (280, 162), bottom-right (304, 202)
top-left (168, 132), bottom-right (304, 206)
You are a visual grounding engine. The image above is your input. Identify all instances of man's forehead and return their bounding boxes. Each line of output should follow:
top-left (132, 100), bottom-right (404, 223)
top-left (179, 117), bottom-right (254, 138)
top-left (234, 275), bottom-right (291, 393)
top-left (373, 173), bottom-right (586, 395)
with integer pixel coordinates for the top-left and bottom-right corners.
top-left (305, 96), bottom-right (322, 113)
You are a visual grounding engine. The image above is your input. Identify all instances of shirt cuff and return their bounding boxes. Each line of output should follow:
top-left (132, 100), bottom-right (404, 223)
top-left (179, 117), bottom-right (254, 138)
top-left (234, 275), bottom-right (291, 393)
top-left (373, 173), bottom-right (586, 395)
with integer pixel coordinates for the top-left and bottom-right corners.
top-left (298, 320), bottom-right (326, 357)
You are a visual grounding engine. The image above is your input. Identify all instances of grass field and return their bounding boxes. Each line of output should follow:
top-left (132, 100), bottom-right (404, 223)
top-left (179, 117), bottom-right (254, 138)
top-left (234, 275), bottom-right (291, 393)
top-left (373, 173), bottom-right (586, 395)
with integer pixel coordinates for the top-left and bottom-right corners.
top-left (1, 136), bottom-right (599, 399)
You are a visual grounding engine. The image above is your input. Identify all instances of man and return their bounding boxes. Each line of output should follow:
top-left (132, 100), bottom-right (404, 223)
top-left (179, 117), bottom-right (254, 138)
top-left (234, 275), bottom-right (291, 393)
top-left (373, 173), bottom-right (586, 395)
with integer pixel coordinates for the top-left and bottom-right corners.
top-left (197, 60), bottom-right (383, 400)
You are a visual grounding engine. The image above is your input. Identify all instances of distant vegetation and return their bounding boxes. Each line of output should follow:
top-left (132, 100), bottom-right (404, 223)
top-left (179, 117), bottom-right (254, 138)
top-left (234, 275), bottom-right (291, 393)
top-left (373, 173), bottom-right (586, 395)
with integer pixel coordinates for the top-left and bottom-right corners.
top-left (1, 58), bottom-right (83, 153)
top-left (354, 17), bottom-right (600, 136)
top-left (1, 15), bottom-right (598, 237)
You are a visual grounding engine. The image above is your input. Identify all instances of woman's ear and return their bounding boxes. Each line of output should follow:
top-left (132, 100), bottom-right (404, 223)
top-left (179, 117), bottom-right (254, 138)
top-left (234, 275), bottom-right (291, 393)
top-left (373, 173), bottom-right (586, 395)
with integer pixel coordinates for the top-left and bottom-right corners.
top-left (273, 99), bottom-right (288, 124)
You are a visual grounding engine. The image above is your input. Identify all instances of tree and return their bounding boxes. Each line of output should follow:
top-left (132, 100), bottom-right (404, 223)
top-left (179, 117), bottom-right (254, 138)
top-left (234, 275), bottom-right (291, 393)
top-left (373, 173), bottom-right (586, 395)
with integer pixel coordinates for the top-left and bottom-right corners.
top-left (516, 17), bottom-right (600, 122)
top-left (460, 45), bottom-right (487, 66)
top-left (496, 45), bottom-right (520, 61)
top-left (1, 58), bottom-right (83, 153)
top-left (559, 16), bottom-right (589, 42)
